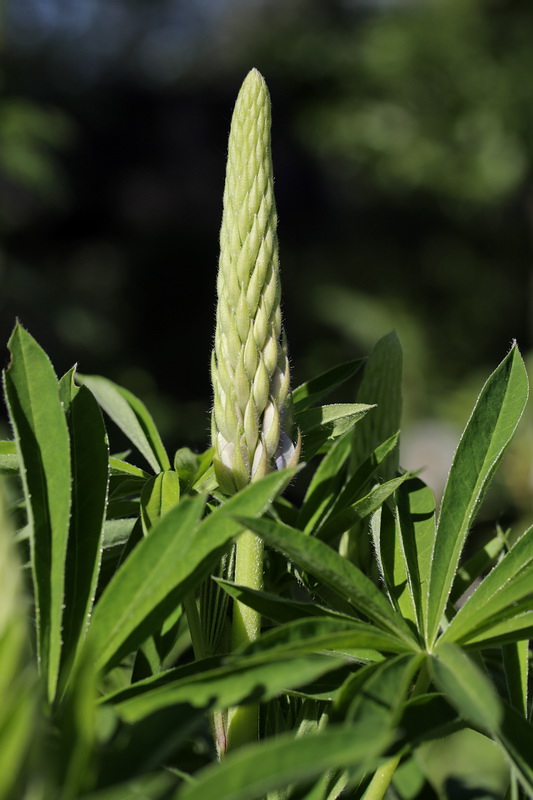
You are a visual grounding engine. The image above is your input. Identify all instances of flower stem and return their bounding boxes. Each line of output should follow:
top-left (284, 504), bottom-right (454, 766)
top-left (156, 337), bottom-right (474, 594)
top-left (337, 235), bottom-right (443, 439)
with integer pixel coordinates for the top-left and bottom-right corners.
top-left (225, 529), bottom-right (264, 749)
top-left (361, 755), bottom-right (402, 800)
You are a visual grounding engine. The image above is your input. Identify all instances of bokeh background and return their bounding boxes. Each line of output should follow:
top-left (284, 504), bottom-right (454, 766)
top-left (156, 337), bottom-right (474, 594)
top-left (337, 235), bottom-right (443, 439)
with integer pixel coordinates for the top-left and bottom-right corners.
top-left (2, 0), bottom-right (533, 515)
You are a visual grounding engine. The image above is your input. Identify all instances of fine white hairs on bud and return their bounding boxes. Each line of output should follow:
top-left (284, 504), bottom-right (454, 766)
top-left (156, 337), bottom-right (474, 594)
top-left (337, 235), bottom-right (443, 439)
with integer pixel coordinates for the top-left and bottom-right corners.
top-left (211, 69), bottom-right (300, 495)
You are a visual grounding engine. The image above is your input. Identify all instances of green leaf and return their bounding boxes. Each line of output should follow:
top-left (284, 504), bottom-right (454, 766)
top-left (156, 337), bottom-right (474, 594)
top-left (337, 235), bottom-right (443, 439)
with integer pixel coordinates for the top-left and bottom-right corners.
top-left (426, 345), bottom-right (529, 646)
top-left (77, 374), bottom-right (170, 473)
top-left (296, 404), bottom-right (375, 461)
top-left (88, 468), bottom-right (298, 672)
top-left (430, 643), bottom-right (502, 732)
top-left (110, 653), bottom-right (345, 724)
top-left (0, 483), bottom-right (37, 800)
top-left (371, 502), bottom-right (415, 624)
top-left (140, 470), bottom-right (181, 535)
top-left (78, 774), bottom-right (175, 800)
top-left (336, 653), bottom-right (424, 727)
top-left (292, 359), bottom-right (364, 412)
top-left (299, 431), bottom-right (353, 532)
top-left (0, 440), bottom-right (18, 474)
top-left (58, 371), bottom-right (109, 681)
top-left (441, 526), bottom-right (533, 645)
top-left (174, 723), bottom-right (392, 800)
top-left (395, 477), bottom-right (437, 633)
top-left (109, 457), bottom-right (150, 478)
top-left (351, 332), bottom-right (403, 480)
top-left (215, 579), bottom-right (355, 624)
top-left (237, 515), bottom-right (418, 647)
top-left (460, 610), bottom-right (533, 648)
top-left (3, 323), bottom-right (71, 702)
top-left (431, 643), bottom-right (533, 795)
top-left (315, 472), bottom-right (411, 543)
top-left (449, 529), bottom-right (505, 605)
top-left (502, 641), bottom-right (529, 717)
top-left (86, 494), bottom-right (206, 673)
top-left (237, 616), bottom-right (412, 658)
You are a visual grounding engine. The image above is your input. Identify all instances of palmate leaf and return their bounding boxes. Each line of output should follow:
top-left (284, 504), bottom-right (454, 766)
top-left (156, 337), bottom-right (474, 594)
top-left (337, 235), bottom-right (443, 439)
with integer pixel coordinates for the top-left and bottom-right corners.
top-left (108, 653), bottom-right (346, 725)
top-left (430, 643), bottom-right (533, 795)
top-left (426, 344), bottom-right (529, 647)
top-left (236, 515), bottom-right (419, 648)
top-left (173, 723), bottom-right (393, 800)
top-left (77, 374), bottom-right (171, 473)
top-left (3, 323), bottom-right (71, 703)
top-left (441, 525), bottom-right (533, 645)
top-left (58, 370), bottom-right (109, 684)
top-left (86, 468), bottom-right (299, 673)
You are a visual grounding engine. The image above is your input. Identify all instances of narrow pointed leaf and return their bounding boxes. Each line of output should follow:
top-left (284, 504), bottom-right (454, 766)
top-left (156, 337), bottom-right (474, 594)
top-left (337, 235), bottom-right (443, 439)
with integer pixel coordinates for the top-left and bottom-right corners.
top-left (396, 477), bottom-right (437, 633)
top-left (427, 345), bottom-right (528, 645)
top-left (461, 610), bottom-right (533, 648)
top-left (503, 641), bottom-right (529, 717)
top-left (3, 324), bottom-right (71, 702)
top-left (351, 331), bottom-right (402, 480)
top-left (442, 526), bottom-right (533, 644)
top-left (296, 404), bottom-right (375, 461)
top-left (237, 616), bottom-right (412, 658)
top-left (430, 643), bottom-right (502, 732)
top-left (292, 359), bottom-right (364, 412)
top-left (431, 643), bottom-right (533, 795)
top-left (141, 470), bottom-right (180, 535)
top-left (88, 469), bottom-right (298, 672)
top-left (299, 431), bottom-right (353, 532)
top-left (59, 371), bottom-right (109, 678)
top-left (315, 472), bottom-right (411, 543)
top-left (174, 724), bottom-right (392, 800)
top-left (78, 374), bottom-right (170, 473)
top-left (237, 515), bottom-right (418, 647)
top-left (111, 654), bottom-right (345, 724)
top-left (87, 494), bottom-right (206, 672)
top-left (215, 578), bottom-right (356, 624)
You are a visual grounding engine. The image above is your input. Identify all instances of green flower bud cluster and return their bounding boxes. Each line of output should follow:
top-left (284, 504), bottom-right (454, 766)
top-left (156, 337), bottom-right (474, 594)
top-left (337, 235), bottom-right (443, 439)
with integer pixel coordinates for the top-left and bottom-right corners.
top-left (211, 69), bottom-right (299, 495)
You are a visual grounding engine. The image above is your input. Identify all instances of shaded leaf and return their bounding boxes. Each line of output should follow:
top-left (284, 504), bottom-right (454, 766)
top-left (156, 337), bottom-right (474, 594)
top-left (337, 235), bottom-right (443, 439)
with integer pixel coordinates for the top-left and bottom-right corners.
top-left (426, 345), bottom-right (529, 646)
top-left (292, 359), bottom-right (364, 412)
top-left (110, 654), bottom-right (346, 724)
top-left (351, 331), bottom-right (402, 480)
top-left (237, 515), bottom-right (418, 647)
top-left (3, 323), bottom-right (71, 702)
top-left (59, 371), bottom-right (109, 681)
top-left (78, 374), bottom-right (170, 473)
top-left (174, 723), bottom-right (392, 800)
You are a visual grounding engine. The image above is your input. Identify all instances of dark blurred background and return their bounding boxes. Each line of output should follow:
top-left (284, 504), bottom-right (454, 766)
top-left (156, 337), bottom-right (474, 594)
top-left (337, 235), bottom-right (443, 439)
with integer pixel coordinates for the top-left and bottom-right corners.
top-left (2, 0), bottom-right (533, 510)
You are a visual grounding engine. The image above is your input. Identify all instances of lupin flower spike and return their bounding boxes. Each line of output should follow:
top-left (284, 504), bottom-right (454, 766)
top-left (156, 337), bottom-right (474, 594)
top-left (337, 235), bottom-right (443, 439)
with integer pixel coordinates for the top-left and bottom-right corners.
top-left (211, 68), bottom-right (300, 495)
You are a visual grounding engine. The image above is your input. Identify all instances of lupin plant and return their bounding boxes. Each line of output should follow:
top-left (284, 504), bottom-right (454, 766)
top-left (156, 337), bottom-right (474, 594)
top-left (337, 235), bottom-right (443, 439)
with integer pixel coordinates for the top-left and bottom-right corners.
top-left (0, 68), bottom-right (532, 800)
top-left (211, 67), bottom-right (300, 749)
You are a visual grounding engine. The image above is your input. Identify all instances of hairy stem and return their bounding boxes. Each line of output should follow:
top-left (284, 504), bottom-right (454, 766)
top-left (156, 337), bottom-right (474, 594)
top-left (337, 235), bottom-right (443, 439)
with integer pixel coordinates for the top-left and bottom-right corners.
top-left (225, 529), bottom-right (264, 749)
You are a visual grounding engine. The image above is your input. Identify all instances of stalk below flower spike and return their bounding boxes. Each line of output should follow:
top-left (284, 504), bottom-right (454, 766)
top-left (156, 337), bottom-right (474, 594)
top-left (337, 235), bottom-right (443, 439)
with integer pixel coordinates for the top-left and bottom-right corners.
top-left (211, 69), bottom-right (299, 752)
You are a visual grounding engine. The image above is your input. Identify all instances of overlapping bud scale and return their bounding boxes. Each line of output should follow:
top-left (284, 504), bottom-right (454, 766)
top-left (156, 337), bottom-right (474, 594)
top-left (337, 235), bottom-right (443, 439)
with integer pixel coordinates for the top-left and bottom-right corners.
top-left (211, 69), bottom-right (300, 495)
